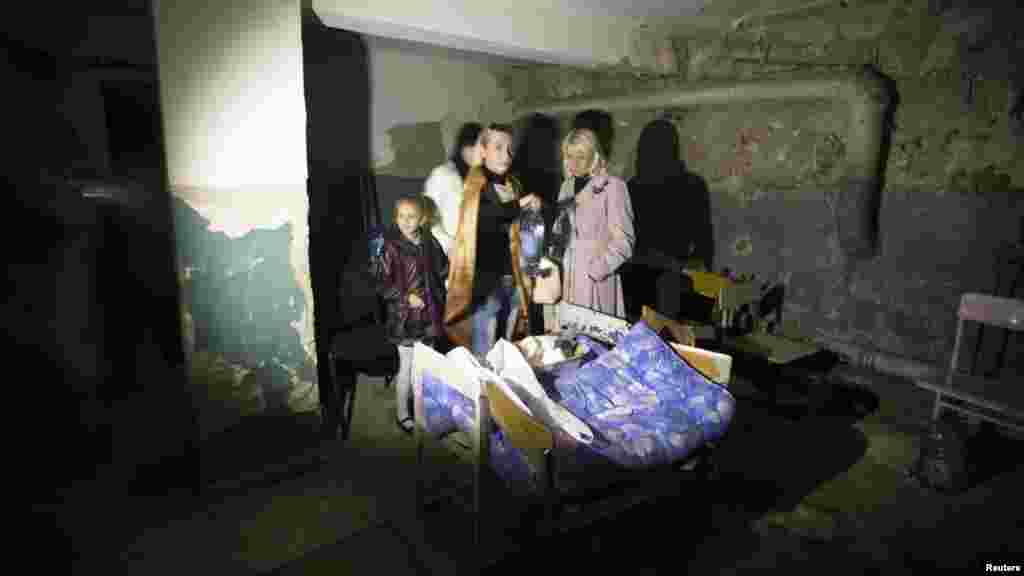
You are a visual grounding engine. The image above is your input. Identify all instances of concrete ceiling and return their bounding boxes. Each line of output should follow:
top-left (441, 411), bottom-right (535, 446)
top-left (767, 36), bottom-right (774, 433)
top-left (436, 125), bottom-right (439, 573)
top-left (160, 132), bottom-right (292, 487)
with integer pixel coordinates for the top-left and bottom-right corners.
top-left (5, 0), bottom-right (825, 70)
top-left (313, 0), bottom-right (879, 68)
top-left (543, 0), bottom-right (708, 17)
top-left (313, 0), bottom-right (718, 68)
top-left (10, 0), bottom-right (935, 72)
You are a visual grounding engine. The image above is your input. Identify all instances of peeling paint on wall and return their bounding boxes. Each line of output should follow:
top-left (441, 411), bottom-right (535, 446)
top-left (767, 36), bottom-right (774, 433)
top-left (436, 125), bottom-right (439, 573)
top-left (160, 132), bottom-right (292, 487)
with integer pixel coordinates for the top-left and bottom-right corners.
top-left (732, 235), bottom-right (754, 257)
top-left (812, 133), bottom-right (847, 184)
top-left (172, 187), bottom-right (317, 438)
top-left (721, 126), bottom-right (769, 180)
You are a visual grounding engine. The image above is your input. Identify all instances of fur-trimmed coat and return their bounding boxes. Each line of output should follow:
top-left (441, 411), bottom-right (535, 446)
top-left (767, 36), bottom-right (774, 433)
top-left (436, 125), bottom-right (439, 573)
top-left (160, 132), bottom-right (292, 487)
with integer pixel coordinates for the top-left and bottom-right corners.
top-left (443, 166), bottom-right (533, 349)
top-left (555, 172), bottom-right (635, 317)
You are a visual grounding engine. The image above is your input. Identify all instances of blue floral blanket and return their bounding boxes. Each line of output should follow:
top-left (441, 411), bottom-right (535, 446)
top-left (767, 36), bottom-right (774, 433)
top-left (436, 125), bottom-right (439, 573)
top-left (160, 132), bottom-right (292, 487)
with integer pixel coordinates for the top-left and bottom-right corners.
top-left (415, 322), bottom-right (736, 494)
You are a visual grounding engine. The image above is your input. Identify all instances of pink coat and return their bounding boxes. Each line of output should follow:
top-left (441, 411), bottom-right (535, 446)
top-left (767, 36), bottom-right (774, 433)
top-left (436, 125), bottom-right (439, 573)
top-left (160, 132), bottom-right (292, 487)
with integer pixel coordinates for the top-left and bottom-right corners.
top-left (557, 173), bottom-right (636, 318)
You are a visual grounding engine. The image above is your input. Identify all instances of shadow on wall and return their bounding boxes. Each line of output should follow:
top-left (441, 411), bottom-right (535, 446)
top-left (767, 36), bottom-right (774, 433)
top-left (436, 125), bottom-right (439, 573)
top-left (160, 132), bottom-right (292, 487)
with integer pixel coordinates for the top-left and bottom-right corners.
top-left (513, 113), bottom-right (563, 207)
top-left (514, 112), bottom-right (564, 249)
top-left (173, 198), bottom-right (315, 437)
top-left (623, 118), bottom-right (715, 320)
top-left (513, 113), bottom-right (564, 334)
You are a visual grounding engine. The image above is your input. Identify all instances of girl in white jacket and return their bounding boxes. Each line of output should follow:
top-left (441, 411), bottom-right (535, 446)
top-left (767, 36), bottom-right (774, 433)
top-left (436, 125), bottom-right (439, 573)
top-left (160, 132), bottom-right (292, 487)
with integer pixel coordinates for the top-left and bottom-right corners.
top-left (423, 122), bottom-right (484, 257)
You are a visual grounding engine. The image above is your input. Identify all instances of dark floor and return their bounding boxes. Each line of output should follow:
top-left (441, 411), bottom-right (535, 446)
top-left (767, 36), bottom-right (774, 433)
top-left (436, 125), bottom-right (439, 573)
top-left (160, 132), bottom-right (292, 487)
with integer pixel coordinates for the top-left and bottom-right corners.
top-left (60, 361), bottom-right (1023, 574)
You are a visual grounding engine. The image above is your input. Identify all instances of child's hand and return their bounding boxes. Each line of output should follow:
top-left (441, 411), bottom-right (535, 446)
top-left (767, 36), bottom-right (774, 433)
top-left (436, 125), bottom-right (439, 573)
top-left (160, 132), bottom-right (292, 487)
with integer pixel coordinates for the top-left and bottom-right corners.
top-left (407, 293), bottom-right (425, 309)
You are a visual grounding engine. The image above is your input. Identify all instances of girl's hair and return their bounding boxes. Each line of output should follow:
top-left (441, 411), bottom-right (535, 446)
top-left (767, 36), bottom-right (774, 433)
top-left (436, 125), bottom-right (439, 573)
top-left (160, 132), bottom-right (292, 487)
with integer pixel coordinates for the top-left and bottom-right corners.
top-left (561, 128), bottom-right (606, 179)
top-left (480, 123), bottom-right (515, 146)
top-left (393, 194), bottom-right (425, 218)
top-left (450, 122), bottom-right (484, 180)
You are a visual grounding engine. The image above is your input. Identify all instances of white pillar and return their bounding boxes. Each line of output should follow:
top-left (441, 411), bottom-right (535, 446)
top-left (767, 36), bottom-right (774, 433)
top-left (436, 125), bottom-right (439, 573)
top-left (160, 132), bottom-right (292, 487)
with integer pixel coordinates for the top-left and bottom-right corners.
top-left (154, 0), bottom-right (317, 439)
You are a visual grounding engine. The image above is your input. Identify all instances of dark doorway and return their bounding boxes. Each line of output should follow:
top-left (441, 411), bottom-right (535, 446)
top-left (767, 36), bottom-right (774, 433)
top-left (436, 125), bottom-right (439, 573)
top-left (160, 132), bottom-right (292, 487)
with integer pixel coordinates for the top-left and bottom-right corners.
top-left (301, 10), bottom-right (376, 435)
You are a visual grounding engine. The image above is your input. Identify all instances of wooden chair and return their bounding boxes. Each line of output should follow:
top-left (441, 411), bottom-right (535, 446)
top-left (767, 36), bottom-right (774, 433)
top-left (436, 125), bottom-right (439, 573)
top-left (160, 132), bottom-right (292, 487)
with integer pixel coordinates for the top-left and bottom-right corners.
top-left (915, 292), bottom-right (1024, 435)
top-left (324, 226), bottom-right (397, 440)
top-left (641, 304), bottom-right (697, 346)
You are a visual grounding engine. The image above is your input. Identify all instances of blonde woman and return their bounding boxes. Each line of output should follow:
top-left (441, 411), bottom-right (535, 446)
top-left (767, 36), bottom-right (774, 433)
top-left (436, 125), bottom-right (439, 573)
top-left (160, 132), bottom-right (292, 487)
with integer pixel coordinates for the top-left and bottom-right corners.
top-left (553, 127), bottom-right (635, 319)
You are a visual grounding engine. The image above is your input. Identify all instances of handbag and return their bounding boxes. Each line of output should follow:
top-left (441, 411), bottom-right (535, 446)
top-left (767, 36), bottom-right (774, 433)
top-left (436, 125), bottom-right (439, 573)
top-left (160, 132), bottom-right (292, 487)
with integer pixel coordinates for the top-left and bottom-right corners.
top-left (532, 257), bottom-right (562, 304)
top-left (518, 205), bottom-right (545, 277)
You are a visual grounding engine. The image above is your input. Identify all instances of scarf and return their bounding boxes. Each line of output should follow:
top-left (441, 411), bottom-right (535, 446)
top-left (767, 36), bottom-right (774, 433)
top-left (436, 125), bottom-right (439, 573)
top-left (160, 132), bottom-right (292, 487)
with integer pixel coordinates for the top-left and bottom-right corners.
top-left (443, 166), bottom-right (532, 349)
top-left (554, 168), bottom-right (609, 303)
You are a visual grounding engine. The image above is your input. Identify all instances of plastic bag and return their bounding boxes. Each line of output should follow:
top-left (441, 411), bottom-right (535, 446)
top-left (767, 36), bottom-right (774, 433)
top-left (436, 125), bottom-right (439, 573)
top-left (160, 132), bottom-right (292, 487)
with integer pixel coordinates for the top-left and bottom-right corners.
top-left (547, 201), bottom-right (573, 264)
top-left (518, 206), bottom-right (545, 277)
top-left (368, 224), bottom-right (386, 276)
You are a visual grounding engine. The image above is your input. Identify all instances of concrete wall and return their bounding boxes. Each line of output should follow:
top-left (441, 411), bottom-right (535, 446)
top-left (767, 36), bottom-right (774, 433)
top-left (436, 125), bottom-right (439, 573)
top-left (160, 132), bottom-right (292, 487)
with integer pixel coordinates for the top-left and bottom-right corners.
top-left (367, 36), bottom-right (524, 226)
top-left (369, 36), bottom-right (516, 179)
top-left (155, 0), bottom-right (317, 439)
top-left (495, 0), bottom-right (1023, 368)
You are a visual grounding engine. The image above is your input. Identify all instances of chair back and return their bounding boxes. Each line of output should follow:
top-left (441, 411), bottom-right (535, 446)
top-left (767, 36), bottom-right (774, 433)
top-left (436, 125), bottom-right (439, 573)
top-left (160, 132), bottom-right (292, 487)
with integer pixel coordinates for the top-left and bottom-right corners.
top-left (946, 292), bottom-right (1024, 409)
top-left (669, 342), bottom-right (733, 387)
top-left (957, 243), bottom-right (1024, 380)
top-left (484, 380), bottom-right (553, 452)
top-left (951, 292), bottom-right (1024, 381)
top-left (958, 293), bottom-right (1024, 332)
top-left (642, 305), bottom-right (695, 346)
top-left (336, 225), bottom-right (387, 331)
top-left (484, 380), bottom-right (554, 494)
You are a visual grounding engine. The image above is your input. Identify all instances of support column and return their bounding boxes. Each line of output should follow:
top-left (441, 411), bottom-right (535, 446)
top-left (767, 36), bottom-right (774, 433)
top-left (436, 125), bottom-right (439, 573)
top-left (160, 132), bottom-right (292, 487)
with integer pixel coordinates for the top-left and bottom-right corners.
top-left (155, 0), bottom-right (317, 441)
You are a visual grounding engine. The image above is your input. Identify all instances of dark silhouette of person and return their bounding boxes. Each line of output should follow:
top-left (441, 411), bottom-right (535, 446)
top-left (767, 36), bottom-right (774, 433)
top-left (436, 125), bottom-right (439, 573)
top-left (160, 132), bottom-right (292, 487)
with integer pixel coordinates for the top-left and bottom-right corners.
top-left (513, 113), bottom-right (562, 217)
top-left (625, 118), bottom-right (714, 322)
top-left (512, 113), bottom-right (563, 334)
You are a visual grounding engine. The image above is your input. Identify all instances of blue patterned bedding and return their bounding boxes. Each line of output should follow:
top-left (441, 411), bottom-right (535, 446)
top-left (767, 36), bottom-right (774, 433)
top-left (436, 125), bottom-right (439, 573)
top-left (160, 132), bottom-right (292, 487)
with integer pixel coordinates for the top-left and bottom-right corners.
top-left (417, 322), bottom-right (736, 494)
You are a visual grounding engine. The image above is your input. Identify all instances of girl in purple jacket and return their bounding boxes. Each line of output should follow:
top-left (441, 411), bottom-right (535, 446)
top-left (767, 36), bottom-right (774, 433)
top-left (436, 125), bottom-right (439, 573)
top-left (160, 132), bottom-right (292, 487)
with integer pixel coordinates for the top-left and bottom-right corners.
top-left (374, 195), bottom-right (448, 434)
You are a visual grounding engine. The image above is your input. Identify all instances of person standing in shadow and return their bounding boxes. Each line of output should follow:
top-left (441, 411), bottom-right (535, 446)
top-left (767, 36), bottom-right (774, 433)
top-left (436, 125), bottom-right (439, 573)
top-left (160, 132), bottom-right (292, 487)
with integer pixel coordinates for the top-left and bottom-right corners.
top-left (512, 113), bottom-right (563, 334)
top-left (625, 118), bottom-right (714, 322)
